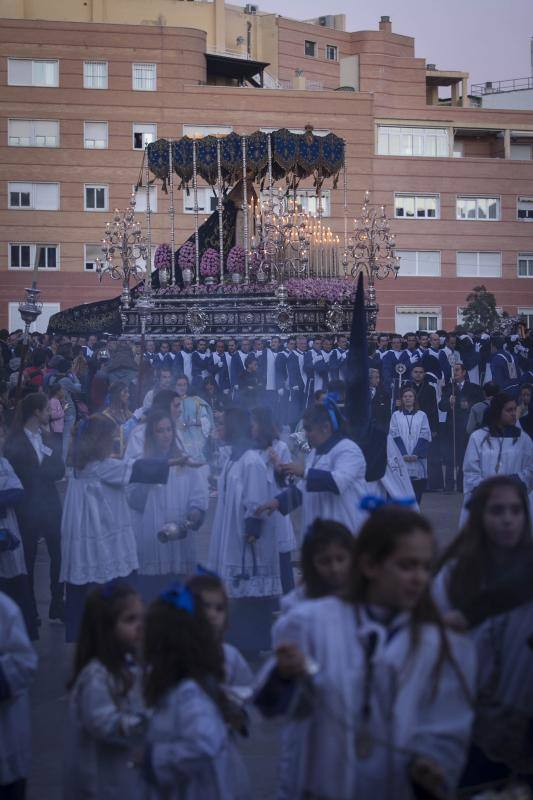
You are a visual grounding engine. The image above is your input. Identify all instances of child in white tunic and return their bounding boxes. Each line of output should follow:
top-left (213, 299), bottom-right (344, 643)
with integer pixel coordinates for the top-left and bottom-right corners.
top-left (0, 457), bottom-right (36, 639)
top-left (140, 585), bottom-right (251, 799)
top-left (64, 582), bottom-right (147, 800)
top-left (188, 572), bottom-right (254, 694)
top-left (0, 591), bottom-right (37, 798)
top-left (280, 518), bottom-right (354, 616)
top-left (257, 404), bottom-right (369, 536)
top-left (433, 475), bottom-right (533, 788)
top-left (389, 387), bottom-right (431, 504)
top-left (255, 506), bottom-right (476, 800)
top-left (125, 409), bottom-right (208, 602)
top-left (61, 414), bottom-right (180, 641)
top-left (366, 435), bottom-right (419, 510)
top-left (461, 393), bottom-right (533, 525)
top-left (251, 407), bottom-right (297, 594)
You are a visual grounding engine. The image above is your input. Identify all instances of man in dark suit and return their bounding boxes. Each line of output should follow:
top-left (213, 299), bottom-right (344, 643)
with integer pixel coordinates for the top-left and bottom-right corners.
top-left (369, 368), bottom-right (391, 432)
top-left (439, 362), bottom-right (483, 491)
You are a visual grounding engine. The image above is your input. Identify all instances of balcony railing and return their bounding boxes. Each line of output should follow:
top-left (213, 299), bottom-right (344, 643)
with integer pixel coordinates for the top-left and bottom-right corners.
top-left (472, 76), bottom-right (533, 95)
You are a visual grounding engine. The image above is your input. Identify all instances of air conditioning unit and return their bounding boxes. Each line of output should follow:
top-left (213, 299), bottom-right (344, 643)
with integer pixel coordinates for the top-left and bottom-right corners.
top-left (318, 15), bottom-right (335, 27)
top-left (245, 4), bottom-right (258, 14)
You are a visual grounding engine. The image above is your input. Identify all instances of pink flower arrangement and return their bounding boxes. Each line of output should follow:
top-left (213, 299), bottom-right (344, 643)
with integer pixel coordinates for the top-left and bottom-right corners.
top-left (178, 241), bottom-right (196, 271)
top-left (227, 245), bottom-right (245, 274)
top-left (153, 276), bottom-right (359, 302)
top-left (200, 248), bottom-right (220, 279)
top-left (154, 243), bottom-right (172, 271)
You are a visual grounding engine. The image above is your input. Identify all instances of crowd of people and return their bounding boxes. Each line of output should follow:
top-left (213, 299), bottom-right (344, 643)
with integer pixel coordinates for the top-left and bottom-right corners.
top-left (0, 322), bottom-right (533, 799)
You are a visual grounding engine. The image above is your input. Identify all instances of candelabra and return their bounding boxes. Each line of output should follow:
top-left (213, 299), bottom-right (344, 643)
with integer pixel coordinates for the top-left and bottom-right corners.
top-left (252, 190), bottom-right (311, 300)
top-left (95, 193), bottom-right (149, 314)
top-left (342, 191), bottom-right (400, 331)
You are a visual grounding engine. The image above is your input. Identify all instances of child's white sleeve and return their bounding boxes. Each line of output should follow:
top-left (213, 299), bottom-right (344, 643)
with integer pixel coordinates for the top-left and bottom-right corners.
top-left (76, 663), bottom-right (144, 745)
top-left (0, 600), bottom-right (37, 699)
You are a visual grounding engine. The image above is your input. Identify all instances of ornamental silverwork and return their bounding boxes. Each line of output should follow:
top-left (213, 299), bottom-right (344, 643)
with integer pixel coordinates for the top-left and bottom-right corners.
top-left (185, 306), bottom-right (208, 334)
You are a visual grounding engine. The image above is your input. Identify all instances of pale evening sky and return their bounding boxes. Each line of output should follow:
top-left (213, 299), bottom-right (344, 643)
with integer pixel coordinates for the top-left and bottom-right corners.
top-left (244, 0), bottom-right (533, 88)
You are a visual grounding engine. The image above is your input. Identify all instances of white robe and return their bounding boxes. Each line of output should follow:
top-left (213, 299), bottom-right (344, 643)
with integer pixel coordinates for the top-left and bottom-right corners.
top-left (145, 679), bottom-right (250, 800)
top-left (260, 440), bottom-right (297, 554)
top-left (0, 592), bottom-right (37, 785)
top-left (208, 449), bottom-right (282, 599)
top-left (124, 426), bottom-right (209, 576)
top-left (60, 459), bottom-right (139, 585)
top-left (270, 597), bottom-right (476, 800)
top-left (63, 659), bottom-right (146, 800)
top-left (461, 427), bottom-right (533, 523)
top-left (0, 458), bottom-right (27, 579)
top-left (389, 410), bottom-right (431, 481)
top-left (299, 438), bottom-right (368, 536)
top-left (367, 435), bottom-right (419, 509)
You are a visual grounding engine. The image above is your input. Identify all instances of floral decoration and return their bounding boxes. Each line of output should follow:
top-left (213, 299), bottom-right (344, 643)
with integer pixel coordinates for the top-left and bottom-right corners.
top-left (227, 245), bottom-right (245, 275)
top-left (177, 241), bottom-right (196, 271)
top-left (154, 243), bottom-right (172, 272)
top-left (199, 248), bottom-right (220, 278)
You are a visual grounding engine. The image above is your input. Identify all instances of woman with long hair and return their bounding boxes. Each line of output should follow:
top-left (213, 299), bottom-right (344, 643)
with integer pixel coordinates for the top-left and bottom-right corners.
top-left (126, 408), bottom-right (208, 603)
top-left (251, 406), bottom-right (297, 594)
top-left (207, 407), bottom-right (281, 654)
top-left (434, 476), bottom-right (533, 790)
top-left (257, 506), bottom-right (476, 800)
top-left (389, 385), bottom-right (431, 504)
top-left (461, 392), bottom-right (533, 524)
top-left (60, 414), bottom-right (181, 641)
top-left (4, 392), bottom-right (65, 628)
top-left (102, 381), bottom-right (132, 458)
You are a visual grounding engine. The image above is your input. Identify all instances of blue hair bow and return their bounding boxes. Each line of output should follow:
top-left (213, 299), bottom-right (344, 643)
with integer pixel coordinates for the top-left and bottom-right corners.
top-left (359, 495), bottom-right (417, 512)
top-left (323, 395), bottom-right (340, 431)
top-left (160, 583), bottom-right (195, 614)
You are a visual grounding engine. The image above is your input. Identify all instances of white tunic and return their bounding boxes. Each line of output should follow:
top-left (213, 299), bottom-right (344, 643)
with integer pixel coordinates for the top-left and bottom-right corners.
top-left (0, 592), bottom-right (37, 784)
top-left (145, 679), bottom-right (250, 800)
top-left (461, 428), bottom-right (533, 523)
top-left (0, 458), bottom-right (27, 579)
top-left (271, 597), bottom-right (476, 800)
top-left (299, 438), bottom-right (368, 536)
top-left (389, 410), bottom-right (431, 480)
top-left (367, 435), bottom-right (419, 508)
top-left (223, 642), bottom-right (254, 691)
top-left (60, 459), bottom-right (139, 585)
top-left (260, 440), bottom-right (297, 554)
top-left (63, 659), bottom-right (146, 800)
top-left (124, 427), bottom-right (209, 576)
top-left (208, 449), bottom-right (282, 599)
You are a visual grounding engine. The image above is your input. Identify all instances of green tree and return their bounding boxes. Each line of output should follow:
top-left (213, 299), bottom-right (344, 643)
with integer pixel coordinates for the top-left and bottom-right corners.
top-left (460, 285), bottom-right (501, 331)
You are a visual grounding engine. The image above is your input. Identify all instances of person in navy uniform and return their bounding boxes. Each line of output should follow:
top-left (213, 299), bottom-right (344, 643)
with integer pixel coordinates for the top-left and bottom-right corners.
top-left (230, 338), bottom-right (252, 402)
top-left (286, 336), bottom-right (307, 429)
top-left (369, 368), bottom-right (391, 432)
top-left (381, 334), bottom-right (411, 398)
top-left (439, 362), bottom-right (483, 491)
top-left (191, 338), bottom-right (212, 394)
top-left (490, 335), bottom-right (521, 392)
top-left (370, 332), bottom-right (390, 373)
top-left (212, 339), bottom-right (232, 399)
top-left (304, 336), bottom-right (329, 406)
top-left (422, 332), bottom-right (451, 387)
top-left (257, 336), bottom-right (287, 423)
top-left (329, 334), bottom-right (348, 383)
top-left (405, 332), bottom-right (423, 374)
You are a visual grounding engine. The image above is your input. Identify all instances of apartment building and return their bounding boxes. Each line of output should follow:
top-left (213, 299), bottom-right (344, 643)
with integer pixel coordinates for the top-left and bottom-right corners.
top-left (1, 0), bottom-right (533, 332)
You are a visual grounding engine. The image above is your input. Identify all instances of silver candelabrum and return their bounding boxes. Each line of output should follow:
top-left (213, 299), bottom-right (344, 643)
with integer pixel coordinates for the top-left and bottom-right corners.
top-left (95, 193), bottom-right (150, 318)
top-left (342, 190), bottom-right (400, 331)
top-left (251, 190), bottom-right (311, 300)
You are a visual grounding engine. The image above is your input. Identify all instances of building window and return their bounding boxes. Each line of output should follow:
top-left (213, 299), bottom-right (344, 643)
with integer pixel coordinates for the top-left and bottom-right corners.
top-left (8, 182), bottom-right (59, 210)
top-left (8, 58), bottom-right (58, 87)
top-left (395, 306), bottom-right (441, 334)
top-left (511, 143), bottom-right (532, 160)
top-left (84, 121), bottom-right (108, 149)
top-left (518, 308), bottom-right (533, 329)
top-left (377, 125), bottom-right (449, 157)
top-left (84, 244), bottom-right (102, 271)
top-left (133, 123), bottom-right (157, 149)
top-left (396, 251), bottom-right (441, 277)
top-left (133, 185), bottom-right (157, 212)
top-left (304, 40), bottom-right (316, 57)
top-left (456, 251), bottom-right (501, 278)
top-left (182, 125), bottom-right (233, 138)
top-left (394, 193), bottom-right (439, 219)
top-left (518, 253), bottom-right (533, 278)
top-left (8, 119), bottom-right (59, 147)
top-left (325, 45), bottom-right (338, 61)
top-left (183, 187), bottom-right (217, 214)
top-left (517, 196), bottom-right (533, 220)
top-left (132, 63), bottom-right (156, 91)
top-left (456, 196), bottom-right (500, 221)
top-left (84, 185), bottom-right (108, 211)
top-left (9, 243), bottom-right (59, 270)
top-left (83, 61), bottom-right (108, 89)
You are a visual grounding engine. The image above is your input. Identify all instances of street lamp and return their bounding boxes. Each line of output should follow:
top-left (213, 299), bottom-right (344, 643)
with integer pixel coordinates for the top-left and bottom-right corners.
top-left (15, 283), bottom-right (43, 399)
top-left (342, 190), bottom-right (400, 331)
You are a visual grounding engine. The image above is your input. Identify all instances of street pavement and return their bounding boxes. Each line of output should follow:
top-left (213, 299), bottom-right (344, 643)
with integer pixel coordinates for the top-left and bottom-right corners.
top-left (27, 491), bottom-right (463, 800)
